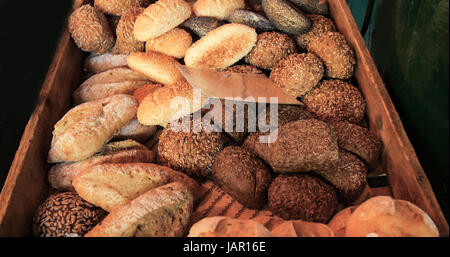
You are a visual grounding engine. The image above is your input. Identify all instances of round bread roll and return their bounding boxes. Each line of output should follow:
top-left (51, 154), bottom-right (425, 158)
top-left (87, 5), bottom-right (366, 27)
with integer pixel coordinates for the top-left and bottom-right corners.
top-left (227, 9), bottom-right (276, 31)
top-left (184, 23), bottom-right (257, 70)
top-left (133, 83), bottom-right (163, 103)
top-left (296, 14), bottom-right (337, 50)
top-left (262, 0), bottom-right (311, 36)
top-left (245, 32), bottom-right (297, 70)
top-left (188, 216), bottom-right (272, 237)
top-left (68, 5), bottom-right (115, 54)
top-left (133, 0), bottom-right (192, 41)
top-left (146, 28), bottom-right (193, 59)
top-left (303, 79), bottom-right (366, 123)
top-left (94, 0), bottom-right (146, 16)
top-left (270, 53), bottom-right (324, 98)
top-left (193, 0), bottom-right (246, 20)
top-left (345, 196), bottom-right (439, 237)
top-left (182, 16), bottom-right (226, 38)
top-left (309, 32), bottom-right (355, 80)
top-left (112, 7), bottom-right (145, 54)
top-left (127, 51), bottom-right (184, 85)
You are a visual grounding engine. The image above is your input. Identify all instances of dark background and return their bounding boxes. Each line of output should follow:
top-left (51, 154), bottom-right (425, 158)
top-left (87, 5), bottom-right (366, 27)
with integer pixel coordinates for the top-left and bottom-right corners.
top-left (0, 0), bottom-right (448, 220)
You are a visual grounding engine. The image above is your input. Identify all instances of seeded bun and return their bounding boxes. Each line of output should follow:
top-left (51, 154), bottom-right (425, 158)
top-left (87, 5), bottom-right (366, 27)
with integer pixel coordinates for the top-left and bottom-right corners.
top-left (112, 7), bottom-right (145, 54)
top-left (228, 9), bottom-right (275, 31)
top-left (268, 174), bottom-right (338, 222)
top-left (309, 32), bottom-right (355, 79)
top-left (315, 150), bottom-right (368, 203)
top-left (182, 17), bottom-right (226, 38)
top-left (68, 5), bottom-right (115, 54)
top-left (303, 79), bottom-right (366, 123)
top-left (296, 14), bottom-right (337, 50)
top-left (245, 32), bottom-right (297, 70)
top-left (193, 0), bottom-right (246, 20)
top-left (270, 53), bottom-right (324, 98)
top-left (146, 28), bottom-right (193, 59)
top-left (289, 0), bottom-right (329, 15)
top-left (133, 83), bottom-right (163, 103)
top-left (224, 65), bottom-right (264, 74)
top-left (94, 0), bottom-right (146, 16)
top-left (262, 0), bottom-right (311, 36)
top-left (84, 53), bottom-right (129, 74)
top-left (329, 121), bottom-right (383, 165)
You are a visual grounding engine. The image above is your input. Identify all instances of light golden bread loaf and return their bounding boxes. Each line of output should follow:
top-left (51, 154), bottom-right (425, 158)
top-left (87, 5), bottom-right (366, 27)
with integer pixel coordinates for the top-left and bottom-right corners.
top-left (48, 95), bottom-right (138, 163)
top-left (136, 80), bottom-right (197, 126)
top-left (133, 83), bottom-right (164, 103)
top-left (193, 0), bottom-right (246, 20)
top-left (112, 7), bottom-right (145, 54)
top-left (127, 51), bottom-right (185, 85)
top-left (145, 28), bottom-right (193, 59)
top-left (184, 23), bottom-right (257, 70)
top-left (115, 119), bottom-right (157, 142)
top-left (94, 0), bottom-right (147, 16)
top-left (84, 53), bottom-right (129, 74)
top-left (73, 163), bottom-right (201, 212)
top-left (188, 216), bottom-right (272, 237)
top-left (133, 0), bottom-right (192, 41)
top-left (48, 140), bottom-right (154, 192)
top-left (85, 182), bottom-right (194, 237)
top-left (271, 220), bottom-right (335, 237)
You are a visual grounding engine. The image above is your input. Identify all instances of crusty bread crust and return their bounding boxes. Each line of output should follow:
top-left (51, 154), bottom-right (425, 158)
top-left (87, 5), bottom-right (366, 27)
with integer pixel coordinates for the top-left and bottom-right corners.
top-left (84, 53), bottom-right (128, 74)
top-left (193, 0), bottom-right (246, 20)
top-left (146, 28), bottom-right (193, 59)
top-left (48, 95), bottom-right (138, 163)
top-left (184, 23), bottom-right (257, 69)
top-left (84, 182), bottom-right (194, 237)
top-left (133, 0), bottom-right (192, 41)
top-left (112, 7), bottom-right (145, 54)
top-left (115, 118), bottom-right (157, 142)
top-left (94, 0), bottom-right (146, 16)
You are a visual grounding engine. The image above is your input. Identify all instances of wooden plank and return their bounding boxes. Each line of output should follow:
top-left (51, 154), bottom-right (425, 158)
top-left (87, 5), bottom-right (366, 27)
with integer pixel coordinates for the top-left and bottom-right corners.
top-left (0, 0), bottom-right (84, 236)
top-left (329, 0), bottom-right (448, 237)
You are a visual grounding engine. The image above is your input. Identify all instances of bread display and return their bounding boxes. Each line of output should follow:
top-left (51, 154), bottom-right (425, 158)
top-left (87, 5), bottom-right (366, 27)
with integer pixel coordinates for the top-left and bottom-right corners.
top-left (73, 163), bottom-right (200, 212)
top-left (84, 53), bottom-right (129, 74)
top-left (262, 0), bottom-right (311, 36)
top-left (146, 28), bottom-right (193, 59)
top-left (193, 0), bottom-right (246, 20)
top-left (133, 0), bottom-right (192, 41)
top-left (48, 140), bottom-right (155, 191)
top-left (188, 216), bottom-right (272, 237)
top-left (68, 4), bottom-right (114, 54)
top-left (270, 53), bottom-right (324, 97)
top-left (127, 51), bottom-right (185, 85)
top-left (94, 0), bottom-right (147, 16)
top-left (112, 7), bottom-right (145, 54)
top-left (245, 32), bottom-right (297, 70)
top-left (184, 23), bottom-right (257, 69)
top-left (296, 14), bottom-right (337, 50)
top-left (48, 95), bottom-right (138, 163)
top-left (85, 182), bottom-right (194, 237)
top-left (228, 9), bottom-right (276, 31)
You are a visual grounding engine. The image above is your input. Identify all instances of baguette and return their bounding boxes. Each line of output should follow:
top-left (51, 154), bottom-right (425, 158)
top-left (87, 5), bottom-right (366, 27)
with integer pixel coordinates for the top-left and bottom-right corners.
top-left (133, 0), bottom-right (192, 41)
top-left (94, 0), bottom-right (147, 16)
top-left (193, 0), bottom-right (246, 20)
top-left (184, 23), bottom-right (257, 70)
top-left (146, 28), bottom-right (193, 59)
top-left (85, 182), bottom-right (194, 237)
top-left (48, 140), bottom-right (154, 191)
top-left (84, 53), bottom-right (129, 74)
top-left (48, 95), bottom-right (138, 163)
top-left (127, 51), bottom-right (185, 86)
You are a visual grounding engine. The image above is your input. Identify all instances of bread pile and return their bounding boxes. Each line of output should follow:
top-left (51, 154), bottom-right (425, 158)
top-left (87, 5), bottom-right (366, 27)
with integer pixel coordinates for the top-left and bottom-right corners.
top-left (32, 0), bottom-right (439, 237)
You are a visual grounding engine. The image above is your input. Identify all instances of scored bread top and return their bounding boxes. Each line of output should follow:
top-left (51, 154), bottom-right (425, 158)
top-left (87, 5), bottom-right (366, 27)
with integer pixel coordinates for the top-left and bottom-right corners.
top-left (184, 23), bottom-right (257, 70)
top-left (133, 0), bottom-right (192, 41)
top-left (193, 0), bottom-right (246, 20)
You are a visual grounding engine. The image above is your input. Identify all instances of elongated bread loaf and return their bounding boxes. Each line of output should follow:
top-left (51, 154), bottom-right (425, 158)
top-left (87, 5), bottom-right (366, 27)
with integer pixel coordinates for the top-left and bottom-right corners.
top-left (193, 0), bottom-right (246, 20)
top-left (73, 163), bottom-right (200, 212)
top-left (85, 182), bottom-right (194, 237)
top-left (184, 23), bottom-right (257, 70)
top-left (133, 0), bottom-right (192, 41)
top-left (48, 95), bottom-right (138, 163)
top-left (48, 140), bottom-right (154, 191)
top-left (84, 53), bottom-right (128, 73)
top-left (146, 28), bottom-right (193, 59)
top-left (77, 67), bottom-right (149, 88)
top-left (127, 51), bottom-right (185, 85)
top-left (115, 119), bottom-right (157, 142)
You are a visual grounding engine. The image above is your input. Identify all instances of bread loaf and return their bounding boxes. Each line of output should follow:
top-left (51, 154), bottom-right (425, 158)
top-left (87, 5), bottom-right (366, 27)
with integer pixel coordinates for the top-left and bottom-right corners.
top-left (146, 28), bottom-right (193, 59)
top-left (188, 216), bottom-right (272, 237)
top-left (48, 140), bottom-right (154, 192)
top-left (184, 23), bottom-right (257, 70)
top-left (115, 119), bottom-right (157, 142)
top-left (84, 53), bottom-right (128, 74)
top-left (133, 0), bottom-right (192, 41)
top-left (48, 95), bottom-right (138, 163)
top-left (127, 51), bottom-right (185, 85)
top-left (85, 182), bottom-right (194, 237)
top-left (73, 163), bottom-right (200, 212)
top-left (193, 0), bottom-right (246, 20)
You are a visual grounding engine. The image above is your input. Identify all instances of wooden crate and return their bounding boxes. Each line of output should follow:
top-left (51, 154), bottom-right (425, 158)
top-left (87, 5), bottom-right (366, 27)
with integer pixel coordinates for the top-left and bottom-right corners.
top-left (0, 0), bottom-right (448, 237)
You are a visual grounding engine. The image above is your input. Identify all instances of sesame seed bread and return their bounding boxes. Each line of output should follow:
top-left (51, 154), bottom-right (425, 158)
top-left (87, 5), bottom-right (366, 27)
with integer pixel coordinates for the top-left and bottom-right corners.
top-left (133, 0), bottom-right (192, 41)
top-left (84, 53), bottom-right (129, 74)
top-left (133, 83), bottom-right (164, 103)
top-left (94, 0), bottom-right (147, 16)
top-left (193, 0), bottom-right (246, 20)
top-left (146, 28), bottom-right (193, 59)
top-left (112, 7), bottom-right (145, 54)
top-left (184, 23), bottom-right (257, 70)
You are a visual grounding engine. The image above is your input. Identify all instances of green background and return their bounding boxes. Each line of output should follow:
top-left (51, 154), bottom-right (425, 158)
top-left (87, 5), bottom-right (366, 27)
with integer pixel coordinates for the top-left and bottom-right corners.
top-left (347, 0), bottom-right (449, 220)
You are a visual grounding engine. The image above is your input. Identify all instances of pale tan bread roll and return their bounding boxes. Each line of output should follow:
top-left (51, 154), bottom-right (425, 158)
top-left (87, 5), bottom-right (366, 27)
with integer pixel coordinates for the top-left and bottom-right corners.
top-left (73, 163), bottom-right (200, 212)
top-left (184, 23), bottom-right (257, 70)
top-left (127, 51), bottom-right (185, 85)
top-left (48, 95), bottom-right (138, 163)
top-left (345, 196), bottom-right (439, 237)
top-left (137, 80), bottom-right (197, 126)
top-left (188, 216), bottom-right (273, 237)
top-left (145, 28), bottom-right (193, 59)
top-left (85, 182), bottom-right (194, 237)
top-left (94, 0), bottom-right (147, 16)
top-left (133, 0), bottom-right (192, 41)
top-left (48, 140), bottom-right (154, 192)
top-left (84, 53), bottom-right (129, 74)
top-left (115, 119), bottom-right (158, 142)
top-left (271, 220), bottom-right (335, 237)
top-left (193, 0), bottom-right (246, 20)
